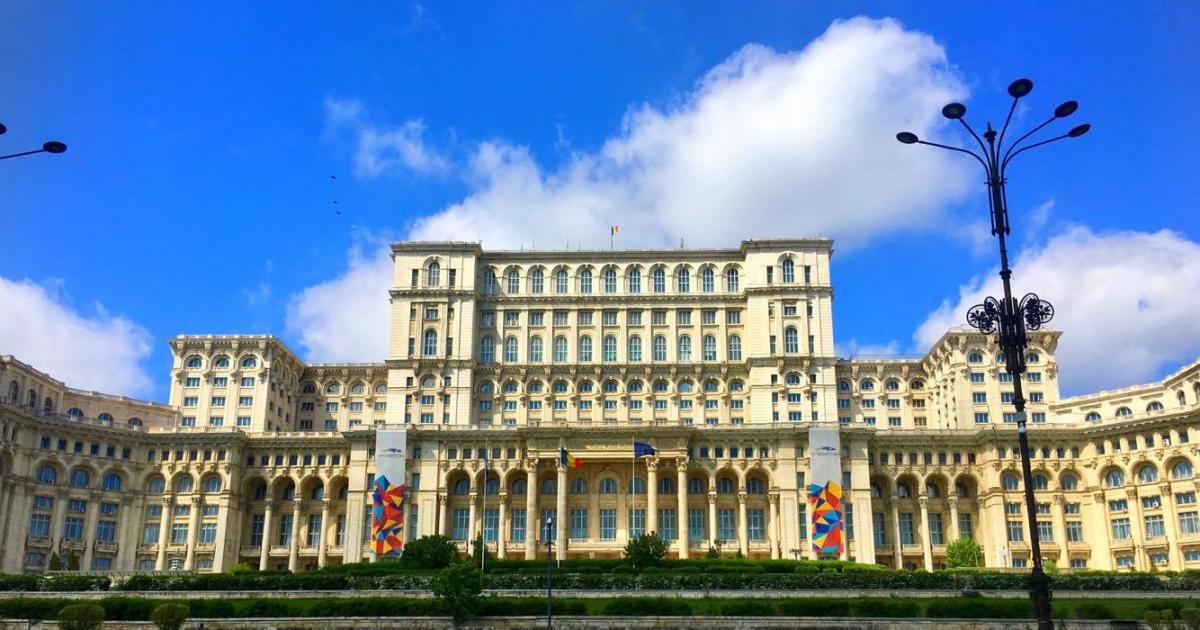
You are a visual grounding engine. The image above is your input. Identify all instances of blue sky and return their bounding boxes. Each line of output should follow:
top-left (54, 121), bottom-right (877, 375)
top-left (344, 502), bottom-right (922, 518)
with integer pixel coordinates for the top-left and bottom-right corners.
top-left (2, 2), bottom-right (1198, 401)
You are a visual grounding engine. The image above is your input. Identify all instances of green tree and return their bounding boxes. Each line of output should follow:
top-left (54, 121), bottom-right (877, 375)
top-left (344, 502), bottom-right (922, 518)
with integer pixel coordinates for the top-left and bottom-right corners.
top-left (944, 538), bottom-right (983, 568)
top-left (623, 533), bottom-right (669, 569)
top-left (1043, 558), bottom-right (1060, 576)
top-left (48, 551), bottom-right (62, 571)
top-left (150, 603), bottom-right (190, 630)
top-left (58, 603), bottom-right (105, 630)
top-left (402, 535), bottom-right (459, 569)
top-left (432, 562), bottom-right (483, 624)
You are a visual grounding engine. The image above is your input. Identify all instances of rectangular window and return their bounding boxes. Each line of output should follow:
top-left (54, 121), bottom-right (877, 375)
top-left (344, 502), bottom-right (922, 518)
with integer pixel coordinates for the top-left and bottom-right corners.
top-left (540, 509), bottom-right (557, 541)
top-left (797, 505), bottom-right (807, 540)
top-left (249, 515), bottom-right (265, 546)
top-left (170, 523), bottom-right (189, 545)
top-left (872, 512), bottom-right (886, 545)
top-left (599, 508), bottom-right (617, 540)
top-left (628, 508), bottom-right (646, 538)
top-left (452, 509), bottom-right (469, 540)
top-left (717, 508), bottom-right (736, 541)
top-left (482, 509), bottom-right (498, 542)
top-left (687, 508), bottom-right (705, 541)
top-left (278, 515), bottom-right (293, 546)
top-left (570, 508), bottom-right (588, 540)
top-left (1111, 518), bottom-right (1131, 540)
top-left (747, 508), bottom-right (765, 541)
top-left (958, 513), bottom-right (973, 540)
top-left (199, 522), bottom-right (218, 544)
top-left (1007, 520), bottom-right (1025, 542)
top-left (29, 514), bottom-right (51, 538)
top-left (928, 513), bottom-right (944, 545)
top-left (511, 509), bottom-right (526, 542)
top-left (1145, 514), bottom-right (1166, 537)
top-left (1066, 521), bottom-right (1084, 542)
top-left (899, 512), bottom-right (914, 545)
top-left (658, 509), bottom-right (676, 540)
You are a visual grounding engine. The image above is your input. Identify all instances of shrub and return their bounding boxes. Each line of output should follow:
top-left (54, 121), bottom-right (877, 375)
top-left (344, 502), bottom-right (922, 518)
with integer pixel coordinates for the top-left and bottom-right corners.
top-left (721, 600), bottom-right (775, 616)
top-left (945, 539), bottom-right (983, 569)
top-left (149, 603), bottom-right (189, 630)
top-left (853, 598), bottom-right (919, 618)
top-left (58, 603), bottom-right (105, 630)
top-left (1069, 601), bottom-right (1114, 620)
top-left (624, 533), bottom-right (669, 569)
top-left (602, 597), bottom-right (691, 616)
top-left (925, 598), bottom-right (1032, 619)
top-left (779, 599), bottom-right (849, 617)
top-left (1180, 607), bottom-right (1200, 630)
top-left (402, 535), bottom-right (459, 570)
top-left (433, 562), bottom-right (483, 623)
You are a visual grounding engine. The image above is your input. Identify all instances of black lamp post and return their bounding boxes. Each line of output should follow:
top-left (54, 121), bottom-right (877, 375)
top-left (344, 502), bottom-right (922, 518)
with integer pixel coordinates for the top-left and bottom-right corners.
top-left (897, 78), bottom-right (1090, 630)
top-left (0, 123), bottom-right (68, 161)
top-left (544, 516), bottom-right (554, 629)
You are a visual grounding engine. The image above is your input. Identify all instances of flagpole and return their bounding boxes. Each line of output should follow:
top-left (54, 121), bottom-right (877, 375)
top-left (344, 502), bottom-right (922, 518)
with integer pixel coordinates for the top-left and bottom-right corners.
top-left (631, 438), bottom-right (636, 537)
top-left (482, 436), bottom-right (488, 572)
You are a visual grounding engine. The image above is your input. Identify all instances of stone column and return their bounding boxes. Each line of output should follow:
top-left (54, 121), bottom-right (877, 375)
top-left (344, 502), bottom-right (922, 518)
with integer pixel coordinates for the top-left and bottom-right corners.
top-left (288, 499), bottom-right (302, 571)
top-left (769, 493), bottom-right (781, 560)
top-left (50, 487), bottom-right (68, 550)
top-left (115, 494), bottom-right (140, 571)
top-left (737, 491), bottom-right (749, 555)
top-left (183, 497), bottom-right (201, 570)
top-left (438, 494), bottom-right (449, 537)
top-left (890, 496), bottom-right (902, 569)
top-left (676, 463), bottom-right (689, 559)
top-left (525, 466), bottom-right (538, 560)
top-left (647, 458), bottom-right (659, 535)
top-left (1126, 487), bottom-right (1145, 571)
top-left (318, 499), bottom-right (331, 568)
top-left (556, 461), bottom-right (567, 560)
top-left (707, 492), bottom-right (718, 550)
top-left (918, 497), bottom-right (932, 570)
top-left (81, 490), bottom-right (101, 570)
top-left (468, 492), bottom-right (478, 543)
top-left (1159, 483), bottom-right (1181, 568)
top-left (155, 496), bottom-right (172, 571)
top-left (497, 494), bottom-right (509, 559)
top-left (212, 492), bottom-right (233, 573)
top-left (259, 499), bottom-right (274, 571)
top-left (948, 496), bottom-right (961, 541)
top-left (1052, 494), bottom-right (1069, 566)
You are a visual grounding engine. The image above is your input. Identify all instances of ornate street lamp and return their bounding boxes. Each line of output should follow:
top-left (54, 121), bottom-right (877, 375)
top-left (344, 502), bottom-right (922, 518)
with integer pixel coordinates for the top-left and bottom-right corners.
top-left (0, 122), bottom-right (68, 161)
top-left (897, 78), bottom-right (1090, 630)
top-left (545, 515), bottom-right (555, 629)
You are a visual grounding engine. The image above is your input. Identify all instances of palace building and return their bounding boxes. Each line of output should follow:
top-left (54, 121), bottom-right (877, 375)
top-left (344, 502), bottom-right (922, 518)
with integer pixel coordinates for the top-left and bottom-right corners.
top-left (1, 238), bottom-right (1199, 574)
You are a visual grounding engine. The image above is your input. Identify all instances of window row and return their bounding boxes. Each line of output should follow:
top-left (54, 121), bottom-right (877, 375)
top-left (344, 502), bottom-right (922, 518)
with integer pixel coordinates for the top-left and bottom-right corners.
top-left (478, 334), bottom-right (743, 363)
top-left (481, 265), bottom-right (741, 296)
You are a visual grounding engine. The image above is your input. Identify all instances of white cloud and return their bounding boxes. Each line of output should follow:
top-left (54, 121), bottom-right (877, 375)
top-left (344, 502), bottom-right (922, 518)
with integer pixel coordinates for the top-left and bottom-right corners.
top-left (324, 97), bottom-right (450, 178)
top-left (916, 227), bottom-right (1200, 394)
top-left (836, 338), bottom-right (903, 358)
top-left (0, 277), bottom-right (154, 397)
top-left (284, 244), bottom-right (393, 362)
top-left (408, 17), bottom-right (972, 249)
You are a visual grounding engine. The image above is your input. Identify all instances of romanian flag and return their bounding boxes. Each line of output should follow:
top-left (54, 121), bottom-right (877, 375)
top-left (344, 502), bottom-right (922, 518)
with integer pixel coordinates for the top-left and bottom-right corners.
top-left (560, 448), bottom-right (584, 468)
top-left (611, 225), bottom-right (619, 235)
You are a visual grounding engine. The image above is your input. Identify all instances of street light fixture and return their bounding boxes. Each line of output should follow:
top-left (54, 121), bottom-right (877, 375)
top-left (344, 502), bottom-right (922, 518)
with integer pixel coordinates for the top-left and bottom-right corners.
top-left (0, 122), bottom-right (68, 161)
top-left (544, 516), bottom-right (555, 629)
top-left (896, 78), bottom-right (1090, 630)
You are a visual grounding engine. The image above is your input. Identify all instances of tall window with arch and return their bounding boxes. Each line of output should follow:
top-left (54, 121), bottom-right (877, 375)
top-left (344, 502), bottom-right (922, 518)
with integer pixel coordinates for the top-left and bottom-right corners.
top-left (653, 335), bottom-right (667, 361)
top-left (784, 327), bottom-right (799, 353)
top-left (555, 269), bottom-right (568, 293)
top-left (782, 258), bottom-right (795, 283)
top-left (652, 267), bottom-right (665, 293)
top-left (579, 269), bottom-right (593, 293)
top-left (553, 336), bottom-right (568, 362)
top-left (728, 335), bottom-right (742, 360)
top-left (628, 336), bottom-right (642, 362)
top-left (603, 335), bottom-right (617, 362)
top-left (483, 269), bottom-right (497, 294)
top-left (703, 335), bottom-right (717, 361)
top-left (701, 267), bottom-right (714, 292)
top-left (530, 268), bottom-right (544, 294)
top-left (504, 337), bottom-right (518, 363)
top-left (677, 268), bottom-right (690, 293)
top-left (480, 336), bottom-right (495, 363)
top-left (628, 268), bottom-right (641, 293)
top-left (726, 268), bottom-right (739, 292)
top-left (505, 269), bottom-right (520, 294)
top-left (579, 336), bottom-right (593, 362)
top-left (604, 268), bottom-right (617, 293)
top-left (423, 330), bottom-right (438, 356)
top-left (528, 337), bottom-right (544, 362)
top-left (427, 261), bottom-right (440, 287)
top-left (677, 335), bottom-right (692, 362)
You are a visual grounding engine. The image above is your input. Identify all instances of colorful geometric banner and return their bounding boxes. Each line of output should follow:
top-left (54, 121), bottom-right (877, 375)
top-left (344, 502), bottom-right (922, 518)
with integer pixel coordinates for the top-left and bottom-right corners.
top-left (808, 425), bottom-right (844, 556)
top-left (372, 429), bottom-right (408, 556)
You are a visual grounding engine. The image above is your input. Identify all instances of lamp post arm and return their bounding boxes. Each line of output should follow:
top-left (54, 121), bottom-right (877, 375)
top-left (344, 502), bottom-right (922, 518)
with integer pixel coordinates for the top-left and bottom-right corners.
top-left (1001, 116), bottom-right (1058, 164)
top-left (958, 118), bottom-right (992, 166)
top-left (1001, 133), bottom-right (1072, 174)
top-left (0, 148), bottom-right (47, 161)
top-left (914, 140), bottom-right (991, 176)
top-left (997, 98), bottom-right (1020, 155)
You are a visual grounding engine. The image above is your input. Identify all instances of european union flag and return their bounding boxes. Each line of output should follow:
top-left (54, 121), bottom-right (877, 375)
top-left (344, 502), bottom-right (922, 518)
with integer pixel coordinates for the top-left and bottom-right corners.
top-left (633, 441), bottom-right (656, 457)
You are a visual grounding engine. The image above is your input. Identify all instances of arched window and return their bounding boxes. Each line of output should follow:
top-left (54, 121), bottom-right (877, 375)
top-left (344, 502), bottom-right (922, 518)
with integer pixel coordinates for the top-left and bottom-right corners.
top-left (480, 336), bottom-right (495, 363)
top-left (725, 267), bottom-right (739, 292)
top-left (427, 261), bottom-right (440, 286)
top-left (506, 269), bottom-right (520, 294)
top-left (1115, 407), bottom-right (1132, 417)
top-left (241, 355), bottom-right (258, 368)
top-left (552, 380), bottom-right (568, 394)
top-left (603, 335), bottom-right (617, 362)
top-left (599, 478), bottom-right (617, 494)
top-left (204, 476), bottom-right (222, 494)
top-left (175, 476), bottom-right (194, 493)
top-left (728, 335), bottom-right (742, 360)
top-left (147, 476), bottom-right (166, 494)
top-left (70, 469), bottom-right (90, 488)
top-left (677, 335), bottom-right (692, 362)
top-left (859, 379), bottom-right (874, 391)
top-left (326, 382), bottom-right (341, 394)
top-left (502, 381), bottom-right (518, 394)
top-left (703, 335), bottom-right (717, 361)
top-left (530, 268), bottom-right (544, 294)
top-left (886, 380), bottom-right (900, 391)
top-left (1025, 351), bottom-right (1040, 364)
top-left (704, 380), bottom-right (719, 393)
top-left (679, 380), bottom-right (694, 394)
top-left (97, 413), bottom-right (113, 422)
top-left (511, 478), bottom-right (528, 495)
top-left (628, 268), bottom-right (642, 293)
top-left (6, 380), bottom-right (17, 403)
top-left (1105, 469), bottom-right (1126, 488)
top-left (578, 336), bottom-right (593, 362)
top-left (1137, 464), bottom-right (1158, 484)
top-left (786, 373), bottom-right (801, 385)
top-left (628, 380), bottom-right (644, 393)
top-left (43, 397), bottom-right (53, 413)
top-left (504, 337), bottom-right (519, 363)
top-left (967, 352), bottom-right (984, 363)
top-left (453, 479), bottom-right (470, 495)
top-left (729, 380), bottom-right (744, 392)
top-left (420, 376), bottom-right (436, 388)
top-left (784, 327), bottom-right (799, 353)
top-left (677, 268), bottom-right (690, 293)
top-left (1085, 412), bottom-right (1102, 421)
top-left (955, 482), bottom-right (970, 498)
top-left (423, 330), bottom-right (438, 356)
top-left (628, 336), bottom-right (642, 362)
top-left (1173, 460), bottom-right (1194, 480)
top-left (837, 380), bottom-right (850, 391)
top-left (629, 477), bottom-right (647, 494)
top-left (658, 478), bottom-right (677, 494)
top-left (127, 416), bottom-right (142, 427)
top-left (302, 383), bottom-right (316, 394)
top-left (1147, 401), bottom-right (1165, 413)
top-left (36, 465), bottom-right (58, 484)
top-left (555, 269), bottom-right (568, 293)
top-left (103, 473), bottom-right (122, 492)
top-left (252, 485), bottom-right (267, 501)
top-left (483, 269), bottom-right (497, 294)
top-left (554, 336), bottom-right (568, 362)
top-left (782, 258), bottom-right (795, 283)
top-left (747, 478), bottom-right (765, 494)
top-left (529, 336), bottom-right (544, 362)
top-left (925, 482), bottom-right (941, 498)
top-left (349, 382), bottom-right (365, 394)
top-left (67, 407), bottom-right (83, 417)
top-left (687, 477), bottom-right (705, 494)
top-left (870, 483), bottom-right (883, 499)
top-left (911, 379), bottom-right (925, 390)
top-left (701, 267), bottom-right (714, 292)
top-left (540, 479), bottom-right (557, 495)
top-left (604, 268), bottom-right (617, 293)
top-left (652, 335), bottom-right (667, 362)
top-left (485, 478), bottom-right (500, 495)
top-left (579, 269), bottom-right (592, 294)
top-left (652, 267), bottom-right (666, 293)
top-left (310, 484), bottom-right (325, 500)
top-left (1060, 474), bottom-right (1079, 490)
top-left (527, 381), bottom-right (543, 394)
top-left (716, 477), bottom-right (735, 494)
top-left (185, 355), bottom-right (203, 368)
top-left (1002, 473), bottom-right (1020, 491)
top-left (480, 382), bottom-right (494, 395)
top-left (602, 380), bottom-right (617, 393)
top-left (578, 380), bottom-right (594, 393)
top-left (1032, 474), bottom-right (1049, 491)
top-left (570, 478), bottom-right (588, 494)
top-left (897, 482), bottom-right (912, 498)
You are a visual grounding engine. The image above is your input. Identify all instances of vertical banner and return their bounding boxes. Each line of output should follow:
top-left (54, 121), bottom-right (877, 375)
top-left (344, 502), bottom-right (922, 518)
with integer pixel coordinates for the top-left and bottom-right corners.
top-left (372, 429), bottom-right (408, 556)
top-left (808, 425), bottom-right (844, 557)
